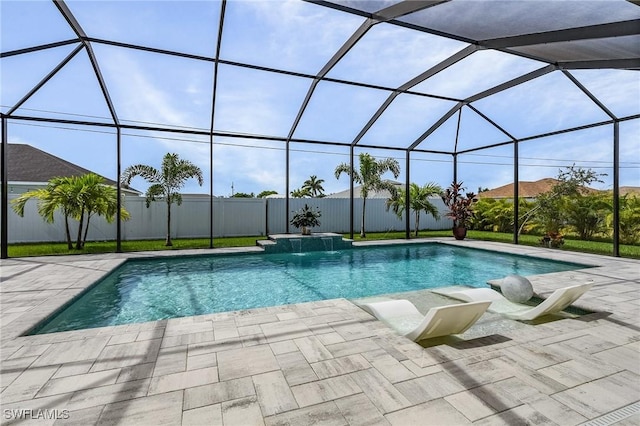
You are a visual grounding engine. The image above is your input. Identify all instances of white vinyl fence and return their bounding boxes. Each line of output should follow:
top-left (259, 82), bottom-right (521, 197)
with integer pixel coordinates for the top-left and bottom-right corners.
top-left (6, 195), bottom-right (451, 243)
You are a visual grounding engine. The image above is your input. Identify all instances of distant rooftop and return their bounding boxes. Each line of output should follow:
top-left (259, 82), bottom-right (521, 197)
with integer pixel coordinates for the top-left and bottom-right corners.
top-left (478, 178), bottom-right (639, 198)
top-left (7, 144), bottom-right (138, 193)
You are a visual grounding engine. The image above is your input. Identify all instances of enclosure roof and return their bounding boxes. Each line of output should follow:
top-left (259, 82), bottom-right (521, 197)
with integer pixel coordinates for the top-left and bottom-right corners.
top-left (322, 0), bottom-right (640, 70)
top-left (1, 0), bottom-right (639, 155)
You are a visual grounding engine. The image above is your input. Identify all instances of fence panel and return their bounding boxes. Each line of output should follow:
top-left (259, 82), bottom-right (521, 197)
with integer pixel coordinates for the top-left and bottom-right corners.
top-left (7, 194), bottom-right (449, 243)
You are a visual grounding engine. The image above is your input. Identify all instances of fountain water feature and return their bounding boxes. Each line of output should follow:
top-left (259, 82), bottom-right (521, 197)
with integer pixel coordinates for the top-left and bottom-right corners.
top-left (290, 239), bottom-right (302, 254)
top-left (257, 233), bottom-right (353, 254)
top-left (321, 237), bottom-right (334, 252)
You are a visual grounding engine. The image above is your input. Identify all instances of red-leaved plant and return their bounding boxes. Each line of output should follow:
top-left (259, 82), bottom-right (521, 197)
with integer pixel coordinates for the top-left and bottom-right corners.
top-left (441, 182), bottom-right (477, 228)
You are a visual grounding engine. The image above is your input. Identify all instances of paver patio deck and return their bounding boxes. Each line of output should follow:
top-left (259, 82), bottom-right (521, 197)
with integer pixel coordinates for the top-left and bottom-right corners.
top-left (1, 239), bottom-right (638, 425)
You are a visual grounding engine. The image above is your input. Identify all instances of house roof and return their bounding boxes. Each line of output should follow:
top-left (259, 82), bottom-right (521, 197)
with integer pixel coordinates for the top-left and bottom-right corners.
top-left (8, 144), bottom-right (138, 193)
top-left (478, 178), bottom-right (640, 199)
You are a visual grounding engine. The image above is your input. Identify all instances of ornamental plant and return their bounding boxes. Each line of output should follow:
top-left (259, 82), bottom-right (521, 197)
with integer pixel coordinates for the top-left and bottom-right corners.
top-left (441, 182), bottom-right (476, 228)
top-left (290, 204), bottom-right (321, 234)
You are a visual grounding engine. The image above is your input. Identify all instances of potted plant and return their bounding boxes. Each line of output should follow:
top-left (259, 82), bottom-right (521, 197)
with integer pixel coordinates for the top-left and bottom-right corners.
top-left (441, 182), bottom-right (476, 240)
top-left (290, 204), bottom-right (321, 235)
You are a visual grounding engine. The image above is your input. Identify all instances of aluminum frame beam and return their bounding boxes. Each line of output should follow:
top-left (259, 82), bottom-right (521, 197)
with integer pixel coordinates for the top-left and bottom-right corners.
top-left (53, 0), bottom-right (119, 125)
top-left (408, 65), bottom-right (555, 152)
top-left (7, 44), bottom-right (84, 116)
top-left (483, 19), bottom-right (640, 49)
top-left (351, 44), bottom-right (478, 146)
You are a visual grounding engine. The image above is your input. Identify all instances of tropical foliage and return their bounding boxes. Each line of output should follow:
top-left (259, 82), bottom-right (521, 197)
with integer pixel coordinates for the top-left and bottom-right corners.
top-left (335, 153), bottom-right (400, 238)
top-left (302, 175), bottom-right (326, 198)
top-left (257, 190), bottom-right (278, 198)
top-left (12, 173), bottom-right (129, 250)
top-left (520, 165), bottom-right (604, 235)
top-left (471, 198), bottom-right (535, 233)
top-left (121, 153), bottom-right (203, 246)
top-left (290, 204), bottom-right (321, 233)
top-left (386, 182), bottom-right (442, 236)
top-left (291, 175), bottom-right (326, 198)
top-left (290, 187), bottom-right (311, 198)
top-left (608, 194), bottom-right (640, 244)
top-left (441, 182), bottom-right (476, 228)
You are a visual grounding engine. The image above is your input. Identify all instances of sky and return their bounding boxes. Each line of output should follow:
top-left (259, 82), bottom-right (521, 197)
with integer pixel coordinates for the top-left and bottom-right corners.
top-left (1, 0), bottom-right (639, 197)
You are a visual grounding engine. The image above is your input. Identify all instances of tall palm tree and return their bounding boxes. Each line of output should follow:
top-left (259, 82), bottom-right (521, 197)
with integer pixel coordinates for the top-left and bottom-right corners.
top-left (302, 175), bottom-right (326, 198)
top-left (121, 153), bottom-right (203, 246)
top-left (387, 182), bottom-right (442, 236)
top-left (335, 152), bottom-right (400, 238)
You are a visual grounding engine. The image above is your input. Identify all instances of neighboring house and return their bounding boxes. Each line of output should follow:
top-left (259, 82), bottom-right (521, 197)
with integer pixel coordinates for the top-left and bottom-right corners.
top-left (478, 178), bottom-right (639, 200)
top-left (477, 178), bottom-right (598, 201)
top-left (6, 143), bottom-right (140, 196)
top-left (326, 180), bottom-right (403, 199)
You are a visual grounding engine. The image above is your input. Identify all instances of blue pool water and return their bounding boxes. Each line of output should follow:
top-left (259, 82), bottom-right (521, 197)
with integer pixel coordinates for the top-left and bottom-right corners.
top-left (32, 244), bottom-right (588, 334)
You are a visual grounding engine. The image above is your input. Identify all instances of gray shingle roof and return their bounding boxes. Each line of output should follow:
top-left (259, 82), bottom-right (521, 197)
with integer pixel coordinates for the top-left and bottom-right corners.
top-left (8, 143), bottom-right (120, 188)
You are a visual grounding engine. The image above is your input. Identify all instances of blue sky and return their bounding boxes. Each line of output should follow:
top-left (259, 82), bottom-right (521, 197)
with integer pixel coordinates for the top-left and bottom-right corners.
top-left (1, 0), bottom-right (639, 197)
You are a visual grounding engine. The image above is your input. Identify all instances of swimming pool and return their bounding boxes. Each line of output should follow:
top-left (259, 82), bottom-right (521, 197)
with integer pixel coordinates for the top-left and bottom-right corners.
top-left (31, 243), bottom-right (588, 334)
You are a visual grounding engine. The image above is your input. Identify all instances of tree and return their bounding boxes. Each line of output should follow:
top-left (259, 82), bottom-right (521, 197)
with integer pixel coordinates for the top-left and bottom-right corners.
top-left (12, 173), bottom-right (129, 250)
top-left (335, 152), bottom-right (400, 238)
top-left (302, 175), bottom-right (326, 198)
top-left (232, 192), bottom-right (254, 198)
top-left (524, 165), bottom-right (605, 236)
top-left (257, 190), bottom-right (278, 198)
top-left (73, 173), bottom-right (130, 249)
top-left (12, 177), bottom-right (77, 249)
top-left (564, 193), bottom-right (610, 240)
top-left (608, 194), bottom-right (640, 244)
top-left (291, 187), bottom-right (311, 198)
top-left (121, 153), bottom-right (203, 246)
top-left (386, 182), bottom-right (442, 236)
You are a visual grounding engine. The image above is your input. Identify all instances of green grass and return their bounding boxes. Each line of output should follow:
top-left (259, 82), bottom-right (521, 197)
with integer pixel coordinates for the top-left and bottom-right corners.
top-left (8, 231), bottom-right (639, 259)
top-left (7, 236), bottom-right (267, 258)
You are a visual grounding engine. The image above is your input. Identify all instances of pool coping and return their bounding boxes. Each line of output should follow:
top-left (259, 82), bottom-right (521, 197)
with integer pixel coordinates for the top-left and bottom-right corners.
top-left (0, 238), bottom-right (627, 342)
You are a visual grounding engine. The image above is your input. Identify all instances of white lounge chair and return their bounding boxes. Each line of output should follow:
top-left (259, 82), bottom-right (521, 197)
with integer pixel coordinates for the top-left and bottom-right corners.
top-left (434, 283), bottom-right (593, 321)
top-left (360, 299), bottom-right (491, 342)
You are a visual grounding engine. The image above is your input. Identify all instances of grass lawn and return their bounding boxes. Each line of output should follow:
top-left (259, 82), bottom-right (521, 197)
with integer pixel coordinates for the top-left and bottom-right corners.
top-left (7, 231), bottom-right (639, 259)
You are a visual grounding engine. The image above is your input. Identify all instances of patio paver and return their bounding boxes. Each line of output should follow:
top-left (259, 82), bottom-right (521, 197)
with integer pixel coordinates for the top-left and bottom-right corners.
top-left (1, 240), bottom-right (639, 425)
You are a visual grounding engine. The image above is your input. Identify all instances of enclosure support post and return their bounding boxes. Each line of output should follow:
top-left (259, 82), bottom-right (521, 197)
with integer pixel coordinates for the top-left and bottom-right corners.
top-left (209, 135), bottom-right (214, 248)
top-left (286, 142), bottom-right (290, 234)
top-left (349, 145), bottom-right (354, 240)
top-left (116, 127), bottom-right (122, 253)
top-left (513, 139), bottom-right (519, 245)
top-left (452, 154), bottom-right (458, 186)
top-left (209, 0), bottom-right (226, 247)
top-left (405, 150), bottom-right (410, 239)
top-left (1, 117), bottom-right (8, 259)
top-left (613, 121), bottom-right (620, 257)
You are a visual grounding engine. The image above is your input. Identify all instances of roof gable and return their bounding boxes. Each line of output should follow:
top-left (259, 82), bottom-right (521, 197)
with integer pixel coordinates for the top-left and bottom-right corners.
top-left (8, 143), bottom-right (120, 187)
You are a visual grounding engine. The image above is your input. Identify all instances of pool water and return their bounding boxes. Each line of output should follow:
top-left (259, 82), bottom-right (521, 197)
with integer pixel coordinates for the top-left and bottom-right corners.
top-left (31, 244), bottom-right (588, 334)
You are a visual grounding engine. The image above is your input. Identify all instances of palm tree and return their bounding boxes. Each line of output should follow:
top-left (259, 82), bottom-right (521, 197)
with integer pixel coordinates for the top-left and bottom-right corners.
top-left (302, 175), bottom-right (326, 198)
top-left (290, 187), bottom-right (311, 198)
top-left (387, 182), bottom-right (442, 236)
top-left (121, 153), bottom-right (203, 246)
top-left (335, 152), bottom-right (400, 238)
top-left (12, 176), bottom-right (77, 249)
top-left (12, 173), bottom-right (129, 250)
top-left (75, 173), bottom-right (130, 249)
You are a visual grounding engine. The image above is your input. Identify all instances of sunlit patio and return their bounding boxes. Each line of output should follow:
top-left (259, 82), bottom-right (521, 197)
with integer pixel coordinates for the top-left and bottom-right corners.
top-left (1, 240), bottom-right (639, 425)
top-left (2, 1), bottom-right (640, 425)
